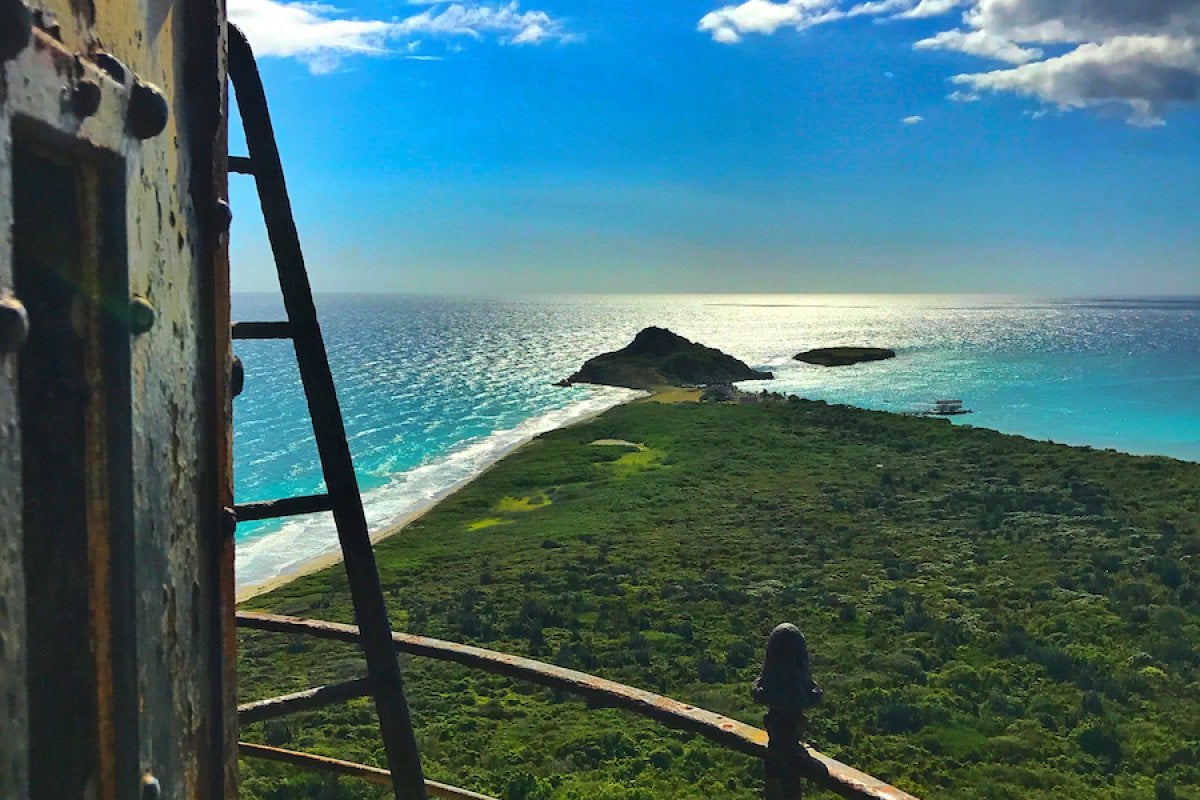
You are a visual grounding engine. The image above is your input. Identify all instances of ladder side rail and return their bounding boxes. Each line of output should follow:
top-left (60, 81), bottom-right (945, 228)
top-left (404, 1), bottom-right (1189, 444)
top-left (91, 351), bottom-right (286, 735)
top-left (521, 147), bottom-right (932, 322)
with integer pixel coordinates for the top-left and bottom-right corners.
top-left (227, 25), bottom-right (427, 800)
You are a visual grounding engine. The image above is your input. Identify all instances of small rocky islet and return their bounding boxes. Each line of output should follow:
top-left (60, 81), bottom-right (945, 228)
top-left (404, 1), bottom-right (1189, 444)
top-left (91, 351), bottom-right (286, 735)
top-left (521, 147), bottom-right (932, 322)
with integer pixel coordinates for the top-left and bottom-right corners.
top-left (794, 346), bottom-right (896, 367)
top-left (560, 326), bottom-right (772, 390)
top-left (560, 328), bottom-right (898, 391)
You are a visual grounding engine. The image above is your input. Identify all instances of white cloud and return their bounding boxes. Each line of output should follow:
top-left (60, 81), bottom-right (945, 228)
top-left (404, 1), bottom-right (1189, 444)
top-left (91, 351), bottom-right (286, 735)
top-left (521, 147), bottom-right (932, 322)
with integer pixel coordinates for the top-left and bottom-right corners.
top-left (228, 0), bottom-right (395, 60)
top-left (697, 0), bottom-right (1200, 125)
top-left (698, 0), bottom-right (843, 44)
top-left (900, 0), bottom-right (966, 18)
top-left (915, 28), bottom-right (1043, 64)
top-left (846, 0), bottom-right (911, 16)
top-left (966, 0), bottom-right (1200, 44)
top-left (902, 114), bottom-right (924, 123)
top-left (954, 34), bottom-right (1200, 126)
top-left (395, 2), bottom-right (575, 43)
top-left (229, 0), bottom-right (573, 73)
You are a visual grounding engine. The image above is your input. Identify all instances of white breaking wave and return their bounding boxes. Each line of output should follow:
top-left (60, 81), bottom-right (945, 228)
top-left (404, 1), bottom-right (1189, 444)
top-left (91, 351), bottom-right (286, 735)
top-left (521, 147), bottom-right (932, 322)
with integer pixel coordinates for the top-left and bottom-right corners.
top-left (235, 385), bottom-right (643, 590)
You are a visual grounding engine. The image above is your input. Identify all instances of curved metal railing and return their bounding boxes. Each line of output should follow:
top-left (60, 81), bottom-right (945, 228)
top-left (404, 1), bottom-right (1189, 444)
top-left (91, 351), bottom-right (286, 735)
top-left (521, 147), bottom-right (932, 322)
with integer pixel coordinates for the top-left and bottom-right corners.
top-left (236, 611), bottom-right (918, 800)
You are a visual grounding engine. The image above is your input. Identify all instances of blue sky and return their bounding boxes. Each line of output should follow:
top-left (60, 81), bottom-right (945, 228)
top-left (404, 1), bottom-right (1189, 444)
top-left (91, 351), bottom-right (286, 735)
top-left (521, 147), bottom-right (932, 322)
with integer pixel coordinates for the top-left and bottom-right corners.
top-left (227, 0), bottom-right (1200, 295)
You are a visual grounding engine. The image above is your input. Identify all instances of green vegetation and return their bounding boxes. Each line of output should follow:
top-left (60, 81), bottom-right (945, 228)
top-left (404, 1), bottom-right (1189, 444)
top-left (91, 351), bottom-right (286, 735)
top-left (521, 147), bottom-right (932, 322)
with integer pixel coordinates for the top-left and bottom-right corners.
top-left (496, 495), bottom-right (553, 513)
top-left (239, 398), bottom-right (1200, 800)
top-left (466, 517), bottom-right (514, 531)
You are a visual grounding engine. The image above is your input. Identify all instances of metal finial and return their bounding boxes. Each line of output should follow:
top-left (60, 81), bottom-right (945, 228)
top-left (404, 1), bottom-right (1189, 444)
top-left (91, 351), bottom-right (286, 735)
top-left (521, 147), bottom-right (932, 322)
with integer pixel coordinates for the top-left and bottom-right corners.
top-left (753, 623), bottom-right (822, 713)
top-left (753, 623), bottom-right (826, 800)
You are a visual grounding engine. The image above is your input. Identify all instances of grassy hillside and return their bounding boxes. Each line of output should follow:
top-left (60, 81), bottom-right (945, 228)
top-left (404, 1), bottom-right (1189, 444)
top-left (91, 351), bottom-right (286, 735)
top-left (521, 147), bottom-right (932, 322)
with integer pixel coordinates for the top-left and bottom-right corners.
top-left (238, 397), bottom-right (1200, 800)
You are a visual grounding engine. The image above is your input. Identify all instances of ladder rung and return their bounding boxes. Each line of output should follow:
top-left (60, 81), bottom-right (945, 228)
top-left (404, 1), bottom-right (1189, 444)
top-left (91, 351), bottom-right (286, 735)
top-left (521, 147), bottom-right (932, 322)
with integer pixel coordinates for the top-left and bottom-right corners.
top-left (235, 493), bottom-right (333, 522)
top-left (233, 321), bottom-right (292, 340)
top-left (229, 155), bottom-right (255, 174)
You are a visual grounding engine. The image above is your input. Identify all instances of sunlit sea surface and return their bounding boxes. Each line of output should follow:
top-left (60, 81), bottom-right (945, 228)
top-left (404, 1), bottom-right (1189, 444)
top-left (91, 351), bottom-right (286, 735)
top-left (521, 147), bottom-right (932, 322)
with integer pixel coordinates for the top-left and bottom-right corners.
top-left (233, 294), bottom-right (1200, 588)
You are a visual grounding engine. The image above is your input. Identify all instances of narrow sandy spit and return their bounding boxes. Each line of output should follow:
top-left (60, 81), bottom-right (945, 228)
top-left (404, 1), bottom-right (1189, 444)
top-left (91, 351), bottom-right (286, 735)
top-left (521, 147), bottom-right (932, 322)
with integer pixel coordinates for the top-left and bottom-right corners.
top-left (235, 388), bottom-right (655, 604)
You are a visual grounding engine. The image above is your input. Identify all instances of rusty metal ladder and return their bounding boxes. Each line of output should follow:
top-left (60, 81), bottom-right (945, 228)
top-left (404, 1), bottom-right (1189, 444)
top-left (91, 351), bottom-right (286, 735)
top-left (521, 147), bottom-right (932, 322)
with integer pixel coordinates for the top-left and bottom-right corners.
top-left (226, 24), bottom-right (428, 800)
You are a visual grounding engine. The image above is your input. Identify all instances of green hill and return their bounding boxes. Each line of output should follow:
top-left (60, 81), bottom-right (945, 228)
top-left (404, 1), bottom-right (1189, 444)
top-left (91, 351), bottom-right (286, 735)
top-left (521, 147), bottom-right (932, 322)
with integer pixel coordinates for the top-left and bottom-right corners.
top-left (564, 327), bottom-right (772, 389)
top-left (238, 398), bottom-right (1200, 800)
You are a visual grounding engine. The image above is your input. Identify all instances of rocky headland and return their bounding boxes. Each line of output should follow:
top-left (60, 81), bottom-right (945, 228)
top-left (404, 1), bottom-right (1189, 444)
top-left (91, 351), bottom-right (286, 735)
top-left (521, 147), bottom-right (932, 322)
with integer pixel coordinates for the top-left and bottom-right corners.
top-left (794, 347), bottom-right (896, 367)
top-left (563, 327), bottom-right (773, 390)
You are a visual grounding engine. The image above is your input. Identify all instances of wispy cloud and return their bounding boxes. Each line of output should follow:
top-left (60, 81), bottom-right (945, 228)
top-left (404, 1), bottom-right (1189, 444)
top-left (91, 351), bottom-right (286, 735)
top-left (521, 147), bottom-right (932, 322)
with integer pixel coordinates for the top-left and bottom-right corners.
top-left (902, 114), bottom-right (924, 124)
top-left (697, 0), bottom-right (1200, 125)
top-left (914, 29), bottom-right (1042, 65)
top-left (947, 89), bottom-right (980, 102)
top-left (229, 0), bottom-right (575, 73)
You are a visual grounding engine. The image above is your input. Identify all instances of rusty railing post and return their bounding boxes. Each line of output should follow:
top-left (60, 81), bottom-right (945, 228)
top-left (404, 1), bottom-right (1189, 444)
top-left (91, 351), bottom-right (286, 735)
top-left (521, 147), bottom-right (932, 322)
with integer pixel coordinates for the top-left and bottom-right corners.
top-left (753, 623), bottom-right (824, 800)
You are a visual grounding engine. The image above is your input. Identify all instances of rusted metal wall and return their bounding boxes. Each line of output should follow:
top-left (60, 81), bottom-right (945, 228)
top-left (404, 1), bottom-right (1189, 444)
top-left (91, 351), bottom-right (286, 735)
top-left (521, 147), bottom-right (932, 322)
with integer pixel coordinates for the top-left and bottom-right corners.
top-left (0, 0), bottom-right (232, 795)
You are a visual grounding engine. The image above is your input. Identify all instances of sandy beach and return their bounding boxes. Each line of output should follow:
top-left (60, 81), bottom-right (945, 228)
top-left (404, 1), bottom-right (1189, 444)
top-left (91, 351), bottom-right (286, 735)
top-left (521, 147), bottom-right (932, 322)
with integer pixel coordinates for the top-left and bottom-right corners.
top-left (235, 387), bottom-right (649, 603)
top-left (236, 501), bottom-right (435, 602)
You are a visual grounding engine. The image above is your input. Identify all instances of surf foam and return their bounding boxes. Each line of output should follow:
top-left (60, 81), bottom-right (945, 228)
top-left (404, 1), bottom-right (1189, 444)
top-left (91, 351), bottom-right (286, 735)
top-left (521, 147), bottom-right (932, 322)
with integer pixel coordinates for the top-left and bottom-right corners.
top-left (235, 385), bottom-right (643, 591)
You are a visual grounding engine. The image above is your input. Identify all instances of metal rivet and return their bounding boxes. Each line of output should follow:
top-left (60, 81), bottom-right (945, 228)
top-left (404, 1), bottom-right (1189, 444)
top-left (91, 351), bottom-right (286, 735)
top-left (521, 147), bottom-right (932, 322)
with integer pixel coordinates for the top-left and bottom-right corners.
top-left (215, 199), bottom-right (233, 232)
top-left (0, 0), bottom-right (32, 62)
top-left (0, 293), bottom-right (30, 355)
top-left (231, 354), bottom-right (244, 398)
top-left (128, 79), bottom-right (169, 140)
top-left (72, 79), bottom-right (102, 118)
top-left (91, 51), bottom-right (128, 84)
top-left (129, 296), bottom-right (155, 335)
top-left (140, 772), bottom-right (161, 800)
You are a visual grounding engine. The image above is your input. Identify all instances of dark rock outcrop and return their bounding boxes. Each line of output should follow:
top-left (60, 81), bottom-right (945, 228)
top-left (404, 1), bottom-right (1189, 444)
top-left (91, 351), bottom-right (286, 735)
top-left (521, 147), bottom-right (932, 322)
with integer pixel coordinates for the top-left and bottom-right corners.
top-left (794, 347), bottom-right (896, 367)
top-left (567, 327), bottom-right (773, 390)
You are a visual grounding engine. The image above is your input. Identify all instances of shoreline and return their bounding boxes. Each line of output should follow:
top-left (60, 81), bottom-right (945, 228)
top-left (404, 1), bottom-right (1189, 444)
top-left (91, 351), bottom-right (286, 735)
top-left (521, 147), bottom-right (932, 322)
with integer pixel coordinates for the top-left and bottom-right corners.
top-left (236, 382), bottom-right (1197, 603)
top-left (236, 386), bottom-right (647, 603)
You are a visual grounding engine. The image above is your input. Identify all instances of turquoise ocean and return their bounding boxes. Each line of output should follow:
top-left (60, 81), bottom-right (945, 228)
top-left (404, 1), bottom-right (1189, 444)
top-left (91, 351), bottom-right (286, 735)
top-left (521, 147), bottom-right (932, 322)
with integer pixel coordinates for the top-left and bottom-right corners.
top-left (233, 294), bottom-right (1200, 589)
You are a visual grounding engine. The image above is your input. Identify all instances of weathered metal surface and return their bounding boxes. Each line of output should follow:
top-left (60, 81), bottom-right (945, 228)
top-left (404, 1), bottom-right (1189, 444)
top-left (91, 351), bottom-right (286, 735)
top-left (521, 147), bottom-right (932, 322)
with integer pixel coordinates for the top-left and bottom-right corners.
top-left (238, 677), bottom-right (372, 725)
top-left (229, 24), bottom-right (428, 800)
top-left (238, 743), bottom-right (499, 800)
top-left (2, 1), bottom-right (231, 798)
top-left (186, 0), bottom-right (238, 791)
top-left (0, 49), bottom-right (29, 800)
top-left (14, 141), bottom-right (122, 800)
top-left (234, 493), bottom-right (334, 522)
top-left (237, 612), bottom-right (920, 800)
top-left (754, 623), bottom-right (824, 800)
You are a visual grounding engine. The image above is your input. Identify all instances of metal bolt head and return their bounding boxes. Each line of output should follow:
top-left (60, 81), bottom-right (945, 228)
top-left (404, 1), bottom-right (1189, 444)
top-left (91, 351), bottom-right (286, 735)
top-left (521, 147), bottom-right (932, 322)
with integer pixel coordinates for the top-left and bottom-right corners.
top-left (128, 296), bottom-right (155, 335)
top-left (128, 79), bottom-right (169, 140)
top-left (140, 772), bottom-right (161, 800)
top-left (215, 199), bottom-right (233, 232)
top-left (91, 51), bottom-right (128, 84)
top-left (231, 354), bottom-right (245, 398)
top-left (0, 293), bottom-right (30, 355)
top-left (0, 0), bottom-right (33, 62)
top-left (72, 79), bottom-right (102, 118)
